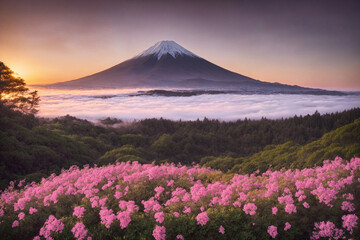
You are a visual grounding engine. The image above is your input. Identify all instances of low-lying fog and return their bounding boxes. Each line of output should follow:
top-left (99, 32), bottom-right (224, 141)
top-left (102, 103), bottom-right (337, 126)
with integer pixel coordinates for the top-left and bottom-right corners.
top-left (35, 88), bottom-right (360, 122)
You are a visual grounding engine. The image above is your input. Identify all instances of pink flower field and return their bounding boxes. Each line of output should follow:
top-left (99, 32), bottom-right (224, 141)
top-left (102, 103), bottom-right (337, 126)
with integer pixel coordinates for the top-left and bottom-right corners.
top-left (0, 157), bottom-right (359, 239)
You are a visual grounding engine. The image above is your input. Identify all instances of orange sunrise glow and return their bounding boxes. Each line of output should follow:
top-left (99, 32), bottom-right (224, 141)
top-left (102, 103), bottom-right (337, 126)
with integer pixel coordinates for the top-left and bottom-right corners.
top-left (0, 0), bottom-right (359, 90)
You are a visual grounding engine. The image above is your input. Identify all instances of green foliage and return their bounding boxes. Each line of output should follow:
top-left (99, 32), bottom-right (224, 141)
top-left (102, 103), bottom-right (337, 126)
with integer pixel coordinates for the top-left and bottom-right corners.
top-left (226, 118), bottom-right (360, 174)
top-left (99, 117), bottom-right (123, 126)
top-left (0, 107), bottom-right (97, 189)
top-left (98, 145), bottom-right (147, 165)
top-left (119, 134), bottom-right (147, 147)
top-left (151, 134), bottom-right (176, 157)
top-left (2, 104), bottom-right (360, 189)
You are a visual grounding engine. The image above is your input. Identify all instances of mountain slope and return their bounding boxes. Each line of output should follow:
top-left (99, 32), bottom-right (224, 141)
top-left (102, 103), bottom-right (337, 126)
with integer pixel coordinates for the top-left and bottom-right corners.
top-left (48, 41), bottom-right (341, 94)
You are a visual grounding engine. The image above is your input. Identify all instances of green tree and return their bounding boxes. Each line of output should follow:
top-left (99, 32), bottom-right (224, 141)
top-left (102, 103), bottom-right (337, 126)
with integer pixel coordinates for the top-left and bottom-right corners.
top-left (0, 61), bottom-right (40, 114)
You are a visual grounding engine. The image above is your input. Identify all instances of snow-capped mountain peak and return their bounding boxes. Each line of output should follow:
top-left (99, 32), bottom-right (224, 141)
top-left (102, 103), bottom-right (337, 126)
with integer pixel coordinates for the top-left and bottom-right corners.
top-left (138, 40), bottom-right (198, 60)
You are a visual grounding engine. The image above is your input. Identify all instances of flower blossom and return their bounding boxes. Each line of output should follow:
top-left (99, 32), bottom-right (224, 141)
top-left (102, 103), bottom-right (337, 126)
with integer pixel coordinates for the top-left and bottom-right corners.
top-left (117, 211), bottom-right (131, 229)
top-left (73, 206), bottom-right (86, 218)
top-left (18, 212), bottom-right (25, 220)
top-left (12, 220), bottom-right (19, 228)
top-left (219, 225), bottom-right (225, 234)
top-left (196, 212), bottom-right (209, 226)
top-left (153, 225), bottom-right (166, 240)
top-left (303, 202), bottom-right (310, 208)
top-left (342, 214), bottom-right (358, 234)
top-left (39, 215), bottom-right (64, 240)
top-left (267, 225), bottom-right (278, 238)
top-left (284, 222), bottom-right (291, 231)
top-left (71, 222), bottom-right (88, 240)
top-left (341, 201), bottom-right (355, 212)
top-left (243, 203), bottom-right (257, 215)
top-left (155, 211), bottom-right (164, 223)
top-left (99, 208), bottom-right (116, 228)
top-left (272, 207), bottom-right (278, 215)
top-left (29, 207), bottom-right (38, 214)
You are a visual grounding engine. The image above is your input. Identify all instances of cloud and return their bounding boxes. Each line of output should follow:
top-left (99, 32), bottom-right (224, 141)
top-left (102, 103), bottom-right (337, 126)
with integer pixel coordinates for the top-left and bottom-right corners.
top-left (36, 88), bottom-right (360, 122)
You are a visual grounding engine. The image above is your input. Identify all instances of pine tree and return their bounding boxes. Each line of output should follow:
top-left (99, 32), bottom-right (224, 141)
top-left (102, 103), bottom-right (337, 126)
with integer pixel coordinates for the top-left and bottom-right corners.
top-left (0, 61), bottom-right (40, 114)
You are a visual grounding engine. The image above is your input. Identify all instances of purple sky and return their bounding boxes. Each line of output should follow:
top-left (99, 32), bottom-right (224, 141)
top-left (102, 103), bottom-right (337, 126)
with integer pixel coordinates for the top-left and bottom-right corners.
top-left (0, 0), bottom-right (359, 90)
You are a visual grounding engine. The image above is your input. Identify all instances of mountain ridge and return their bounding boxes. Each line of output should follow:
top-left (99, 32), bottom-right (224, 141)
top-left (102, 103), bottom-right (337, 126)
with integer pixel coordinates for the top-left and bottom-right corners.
top-left (46, 40), bottom-right (344, 95)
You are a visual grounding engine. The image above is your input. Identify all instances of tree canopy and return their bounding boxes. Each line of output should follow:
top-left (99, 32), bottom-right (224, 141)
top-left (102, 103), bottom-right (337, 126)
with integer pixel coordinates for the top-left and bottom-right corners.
top-left (0, 61), bottom-right (39, 114)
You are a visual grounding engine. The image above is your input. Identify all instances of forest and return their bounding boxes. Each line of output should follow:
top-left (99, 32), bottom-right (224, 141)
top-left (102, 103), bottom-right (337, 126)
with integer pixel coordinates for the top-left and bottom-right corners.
top-left (1, 103), bottom-right (360, 189)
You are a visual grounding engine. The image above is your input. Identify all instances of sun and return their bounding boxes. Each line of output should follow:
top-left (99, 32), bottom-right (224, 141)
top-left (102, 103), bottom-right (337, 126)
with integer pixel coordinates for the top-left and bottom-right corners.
top-left (7, 63), bottom-right (29, 79)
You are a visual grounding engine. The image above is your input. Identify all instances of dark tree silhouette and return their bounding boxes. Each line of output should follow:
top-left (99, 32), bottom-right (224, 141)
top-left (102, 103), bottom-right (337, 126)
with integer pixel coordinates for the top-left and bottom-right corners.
top-left (0, 61), bottom-right (40, 114)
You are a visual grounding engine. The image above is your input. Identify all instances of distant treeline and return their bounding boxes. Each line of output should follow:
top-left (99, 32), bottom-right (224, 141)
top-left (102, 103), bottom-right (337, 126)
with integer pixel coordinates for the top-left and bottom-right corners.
top-left (1, 103), bottom-right (360, 189)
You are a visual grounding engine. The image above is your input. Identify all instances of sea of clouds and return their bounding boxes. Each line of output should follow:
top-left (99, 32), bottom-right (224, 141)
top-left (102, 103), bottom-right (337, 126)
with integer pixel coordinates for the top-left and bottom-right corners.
top-left (35, 88), bottom-right (360, 122)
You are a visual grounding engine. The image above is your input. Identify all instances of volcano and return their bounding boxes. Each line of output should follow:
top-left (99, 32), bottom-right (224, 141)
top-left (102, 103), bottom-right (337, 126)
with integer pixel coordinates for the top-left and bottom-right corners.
top-left (48, 40), bottom-right (341, 94)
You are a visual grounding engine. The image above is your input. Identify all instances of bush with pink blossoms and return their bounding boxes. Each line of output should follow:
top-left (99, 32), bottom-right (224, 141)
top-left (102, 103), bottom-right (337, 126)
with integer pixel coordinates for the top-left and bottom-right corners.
top-left (196, 212), bottom-right (209, 226)
top-left (0, 158), bottom-right (358, 239)
top-left (73, 206), bottom-right (86, 218)
top-left (268, 225), bottom-right (278, 238)
top-left (71, 222), bottom-right (88, 240)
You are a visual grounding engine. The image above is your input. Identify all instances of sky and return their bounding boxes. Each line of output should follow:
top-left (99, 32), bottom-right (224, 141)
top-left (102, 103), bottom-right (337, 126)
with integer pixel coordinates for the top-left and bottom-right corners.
top-left (0, 0), bottom-right (359, 90)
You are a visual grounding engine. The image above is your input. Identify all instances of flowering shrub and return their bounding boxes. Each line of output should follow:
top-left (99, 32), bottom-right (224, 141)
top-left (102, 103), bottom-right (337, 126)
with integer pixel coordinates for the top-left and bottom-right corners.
top-left (0, 157), bottom-right (359, 239)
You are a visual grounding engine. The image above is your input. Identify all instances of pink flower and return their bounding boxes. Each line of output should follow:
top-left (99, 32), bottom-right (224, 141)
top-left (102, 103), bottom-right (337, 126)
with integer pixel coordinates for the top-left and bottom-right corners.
top-left (33, 236), bottom-right (40, 240)
top-left (154, 186), bottom-right (165, 199)
top-left (153, 225), bottom-right (166, 240)
top-left (346, 193), bottom-right (354, 200)
top-left (243, 203), bottom-right (257, 215)
top-left (39, 215), bottom-right (64, 239)
top-left (284, 204), bottom-right (297, 214)
top-left (233, 201), bottom-right (241, 208)
top-left (99, 198), bottom-right (107, 207)
top-left (176, 235), bottom-right (184, 240)
top-left (114, 191), bottom-right (123, 199)
top-left (311, 221), bottom-right (344, 239)
top-left (303, 202), bottom-right (310, 208)
top-left (196, 212), bottom-right (209, 226)
top-left (341, 201), bottom-right (355, 212)
top-left (190, 183), bottom-right (207, 202)
top-left (142, 198), bottom-right (162, 213)
top-left (342, 214), bottom-right (358, 234)
top-left (73, 206), bottom-right (86, 218)
top-left (238, 192), bottom-right (248, 202)
top-left (272, 207), bottom-right (278, 215)
top-left (167, 180), bottom-right (174, 187)
top-left (18, 212), bottom-right (25, 220)
top-left (99, 208), bottom-right (116, 228)
top-left (183, 206), bottom-right (191, 214)
top-left (71, 222), bottom-right (88, 240)
top-left (173, 212), bottom-right (180, 217)
top-left (284, 222), bottom-right (291, 231)
top-left (29, 207), bottom-right (38, 215)
top-left (219, 225), bottom-right (225, 234)
top-left (12, 220), bottom-right (19, 228)
top-left (155, 211), bottom-right (164, 223)
top-left (117, 211), bottom-right (131, 229)
top-left (267, 225), bottom-right (278, 238)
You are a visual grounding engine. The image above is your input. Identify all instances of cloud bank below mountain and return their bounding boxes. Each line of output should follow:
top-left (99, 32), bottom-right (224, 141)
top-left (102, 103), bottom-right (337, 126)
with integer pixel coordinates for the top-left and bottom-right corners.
top-left (36, 88), bottom-right (360, 121)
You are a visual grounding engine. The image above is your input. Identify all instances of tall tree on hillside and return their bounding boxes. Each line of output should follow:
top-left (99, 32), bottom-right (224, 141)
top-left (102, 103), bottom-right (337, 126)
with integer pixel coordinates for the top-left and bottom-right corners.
top-left (0, 61), bottom-right (40, 114)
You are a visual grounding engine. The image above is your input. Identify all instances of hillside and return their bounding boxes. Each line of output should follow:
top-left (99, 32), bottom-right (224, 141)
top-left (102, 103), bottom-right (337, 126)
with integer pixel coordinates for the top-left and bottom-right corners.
top-left (1, 104), bottom-right (360, 189)
top-left (201, 118), bottom-right (360, 173)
